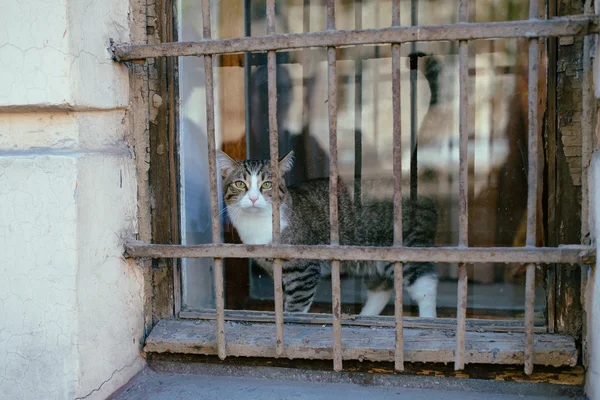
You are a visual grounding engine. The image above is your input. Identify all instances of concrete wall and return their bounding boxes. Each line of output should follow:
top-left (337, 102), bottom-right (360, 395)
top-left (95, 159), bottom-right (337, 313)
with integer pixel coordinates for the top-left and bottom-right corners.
top-left (0, 0), bottom-right (146, 399)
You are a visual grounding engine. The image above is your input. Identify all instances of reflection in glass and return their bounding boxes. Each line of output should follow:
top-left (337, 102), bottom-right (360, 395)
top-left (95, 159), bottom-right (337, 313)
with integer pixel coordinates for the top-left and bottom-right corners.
top-left (179, 0), bottom-right (547, 323)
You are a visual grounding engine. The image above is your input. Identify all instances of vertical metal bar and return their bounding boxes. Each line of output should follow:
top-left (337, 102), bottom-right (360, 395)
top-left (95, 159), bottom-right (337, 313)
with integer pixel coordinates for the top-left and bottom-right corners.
top-left (353, 0), bottom-right (363, 311)
top-left (524, 0), bottom-right (540, 376)
top-left (582, 0), bottom-right (594, 246)
top-left (455, 0), bottom-right (469, 372)
top-left (391, 0), bottom-right (403, 373)
top-left (409, 0), bottom-right (418, 201)
top-left (372, 0), bottom-right (380, 149)
top-left (166, 0), bottom-right (182, 317)
top-left (243, 0), bottom-right (252, 157)
top-left (326, 0), bottom-right (342, 373)
top-left (354, 0), bottom-right (363, 210)
top-left (202, 0), bottom-right (226, 361)
top-left (486, 0), bottom-right (496, 189)
top-left (266, 0), bottom-right (285, 358)
top-left (546, 0), bottom-right (557, 334)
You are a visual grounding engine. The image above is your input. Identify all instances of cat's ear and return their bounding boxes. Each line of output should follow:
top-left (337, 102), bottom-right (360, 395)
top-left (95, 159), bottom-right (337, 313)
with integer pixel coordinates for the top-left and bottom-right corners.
top-left (217, 150), bottom-right (238, 176)
top-left (278, 150), bottom-right (294, 174)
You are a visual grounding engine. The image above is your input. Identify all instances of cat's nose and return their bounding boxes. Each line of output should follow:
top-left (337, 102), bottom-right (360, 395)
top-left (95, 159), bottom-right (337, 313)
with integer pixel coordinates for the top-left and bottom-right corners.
top-left (249, 195), bottom-right (258, 204)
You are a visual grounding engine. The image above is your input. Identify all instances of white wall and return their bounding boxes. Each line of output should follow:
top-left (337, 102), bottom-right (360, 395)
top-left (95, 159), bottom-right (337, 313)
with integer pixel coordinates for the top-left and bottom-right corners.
top-left (0, 0), bottom-right (145, 399)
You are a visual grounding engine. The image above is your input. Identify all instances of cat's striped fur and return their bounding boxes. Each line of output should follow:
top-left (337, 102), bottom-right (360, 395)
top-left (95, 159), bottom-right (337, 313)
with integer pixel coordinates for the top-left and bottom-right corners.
top-left (217, 150), bottom-right (438, 317)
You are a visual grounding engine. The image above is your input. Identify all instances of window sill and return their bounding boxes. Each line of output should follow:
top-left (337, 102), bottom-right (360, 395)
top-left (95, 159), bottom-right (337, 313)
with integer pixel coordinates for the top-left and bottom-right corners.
top-left (144, 319), bottom-right (577, 367)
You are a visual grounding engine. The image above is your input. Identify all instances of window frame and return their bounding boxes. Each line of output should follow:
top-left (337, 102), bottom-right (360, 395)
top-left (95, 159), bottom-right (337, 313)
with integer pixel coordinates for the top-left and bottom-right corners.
top-left (118, 0), bottom-right (597, 376)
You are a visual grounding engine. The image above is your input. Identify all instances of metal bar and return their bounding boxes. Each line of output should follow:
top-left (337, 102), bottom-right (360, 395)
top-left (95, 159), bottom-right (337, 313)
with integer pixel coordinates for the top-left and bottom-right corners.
top-left (353, 0), bottom-right (363, 315)
top-left (124, 241), bottom-right (594, 264)
top-left (325, 0), bottom-right (342, 373)
top-left (546, 0), bottom-right (558, 335)
top-left (166, 0), bottom-right (182, 317)
top-left (353, 0), bottom-right (362, 211)
top-left (243, 0), bottom-right (251, 158)
top-left (391, 0), bottom-right (403, 373)
top-left (266, 0), bottom-right (285, 358)
top-left (455, 0), bottom-right (469, 372)
top-left (524, 0), bottom-right (540, 377)
top-left (202, 0), bottom-right (226, 361)
top-left (409, 0), bottom-right (418, 202)
top-left (486, 2), bottom-right (496, 191)
top-left (111, 17), bottom-right (599, 60)
top-left (372, 0), bottom-right (380, 150)
top-left (179, 309), bottom-right (549, 333)
top-left (524, 263), bottom-right (536, 374)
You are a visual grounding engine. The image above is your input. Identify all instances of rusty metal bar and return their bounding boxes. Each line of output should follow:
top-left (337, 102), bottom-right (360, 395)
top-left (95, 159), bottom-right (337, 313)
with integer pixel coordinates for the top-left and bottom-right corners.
top-left (354, 0), bottom-right (363, 211)
top-left (391, 0), bottom-right (404, 373)
top-left (455, 0), bottom-right (469, 372)
top-left (111, 17), bottom-right (598, 61)
top-left (524, 0), bottom-right (540, 377)
top-left (326, 0), bottom-right (342, 373)
top-left (201, 0), bottom-right (225, 361)
top-left (266, 0), bottom-right (285, 358)
top-left (524, 263), bottom-right (536, 373)
top-left (125, 241), bottom-right (594, 264)
top-left (409, 0), bottom-right (418, 202)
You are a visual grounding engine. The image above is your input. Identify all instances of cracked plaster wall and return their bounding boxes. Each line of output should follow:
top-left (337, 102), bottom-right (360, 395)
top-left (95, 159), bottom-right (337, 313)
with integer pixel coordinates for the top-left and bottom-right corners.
top-left (1, 0), bottom-right (146, 399)
top-left (1, 0), bottom-right (129, 109)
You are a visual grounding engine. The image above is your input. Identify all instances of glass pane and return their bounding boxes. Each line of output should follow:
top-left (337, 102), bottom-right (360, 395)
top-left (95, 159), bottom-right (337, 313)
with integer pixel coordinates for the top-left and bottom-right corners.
top-left (179, 0), bottom-right (549, 323)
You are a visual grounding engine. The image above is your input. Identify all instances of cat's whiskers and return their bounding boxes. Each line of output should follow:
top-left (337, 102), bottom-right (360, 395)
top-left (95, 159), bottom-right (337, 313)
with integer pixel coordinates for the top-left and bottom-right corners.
top-left (196, 204), bottom-right (239, 235)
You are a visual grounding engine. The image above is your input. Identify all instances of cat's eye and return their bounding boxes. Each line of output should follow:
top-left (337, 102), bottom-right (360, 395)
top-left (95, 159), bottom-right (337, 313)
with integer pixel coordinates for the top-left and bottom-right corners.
top-left (261, 181), bottom-right (273, 190)
top-left (234, 181), bottom-right (246, 189)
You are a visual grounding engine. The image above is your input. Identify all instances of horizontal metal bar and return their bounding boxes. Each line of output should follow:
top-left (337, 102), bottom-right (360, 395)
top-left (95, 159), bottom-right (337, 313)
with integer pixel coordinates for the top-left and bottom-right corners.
top-left (110, 16), bottom-right (598, 61)
top-left (179, 309), bottom-right (548, 333)
top-left (124, 241), bottom-right (594, 264)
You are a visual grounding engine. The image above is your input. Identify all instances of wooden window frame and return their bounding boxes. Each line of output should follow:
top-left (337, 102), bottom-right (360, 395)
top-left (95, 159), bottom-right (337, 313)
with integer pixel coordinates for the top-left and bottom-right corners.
top-left (116, 0), bottom-right (597, 377)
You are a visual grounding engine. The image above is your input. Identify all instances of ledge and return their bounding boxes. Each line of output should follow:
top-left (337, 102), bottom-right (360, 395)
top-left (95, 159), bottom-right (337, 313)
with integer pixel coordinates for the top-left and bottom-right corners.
top-left (144, 319), bottom-right (577, 367)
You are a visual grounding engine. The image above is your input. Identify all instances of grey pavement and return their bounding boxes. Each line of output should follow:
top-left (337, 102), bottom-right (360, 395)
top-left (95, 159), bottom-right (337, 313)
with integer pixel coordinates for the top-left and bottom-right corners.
top-left (110, 365), bottom-right (585, 400)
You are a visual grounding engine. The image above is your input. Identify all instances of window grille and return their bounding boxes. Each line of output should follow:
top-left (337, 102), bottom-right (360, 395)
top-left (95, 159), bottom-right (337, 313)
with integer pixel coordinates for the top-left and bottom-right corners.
top-left (113, 0), bottom-right (597, 375)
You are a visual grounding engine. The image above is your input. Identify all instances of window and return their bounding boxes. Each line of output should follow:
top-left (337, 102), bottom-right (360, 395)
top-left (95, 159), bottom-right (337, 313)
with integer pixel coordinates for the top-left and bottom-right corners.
top-left (113, 0), bottom-right (596, 375)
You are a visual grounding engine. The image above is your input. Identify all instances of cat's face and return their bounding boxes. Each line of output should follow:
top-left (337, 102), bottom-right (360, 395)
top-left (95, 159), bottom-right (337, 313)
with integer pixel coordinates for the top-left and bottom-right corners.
top-left (217, 151), bottom-right (294, 214)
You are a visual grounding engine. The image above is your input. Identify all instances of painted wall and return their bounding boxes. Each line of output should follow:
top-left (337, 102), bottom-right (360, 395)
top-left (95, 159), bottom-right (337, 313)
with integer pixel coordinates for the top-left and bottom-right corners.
top-left (0, 0), bottom-right (146, 399)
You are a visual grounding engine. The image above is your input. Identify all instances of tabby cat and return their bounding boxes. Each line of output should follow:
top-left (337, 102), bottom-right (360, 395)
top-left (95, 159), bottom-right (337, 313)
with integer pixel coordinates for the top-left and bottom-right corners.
top-left (217, 150), bottom-right (438, 317)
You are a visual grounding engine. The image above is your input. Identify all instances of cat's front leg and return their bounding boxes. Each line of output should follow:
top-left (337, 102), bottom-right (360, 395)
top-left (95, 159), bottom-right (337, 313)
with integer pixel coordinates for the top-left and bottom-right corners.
top-left (360, 272), bottom-right (393, 316)
top-left (404, 263), bottom-right (438, 318)
top-left (281, 260), bottom-right (322, 313)
top-left (380, 261), bottom-right (438, 318)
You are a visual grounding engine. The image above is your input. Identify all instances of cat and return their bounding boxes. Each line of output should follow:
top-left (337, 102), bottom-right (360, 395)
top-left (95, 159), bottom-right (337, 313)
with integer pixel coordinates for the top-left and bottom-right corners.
top-left (217, 150), bottom-right (438, 317)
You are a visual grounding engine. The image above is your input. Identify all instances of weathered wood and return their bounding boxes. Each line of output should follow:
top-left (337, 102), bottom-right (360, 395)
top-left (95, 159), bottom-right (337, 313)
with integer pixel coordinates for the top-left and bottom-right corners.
top-left (144, 319), bottom-right (577, 367)
top-left (149, 0), bottom-right (176, 321)
top-left (178, 309), bottom-right (548, 333)
top-left (554, 0), bottom-right (585, 339)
